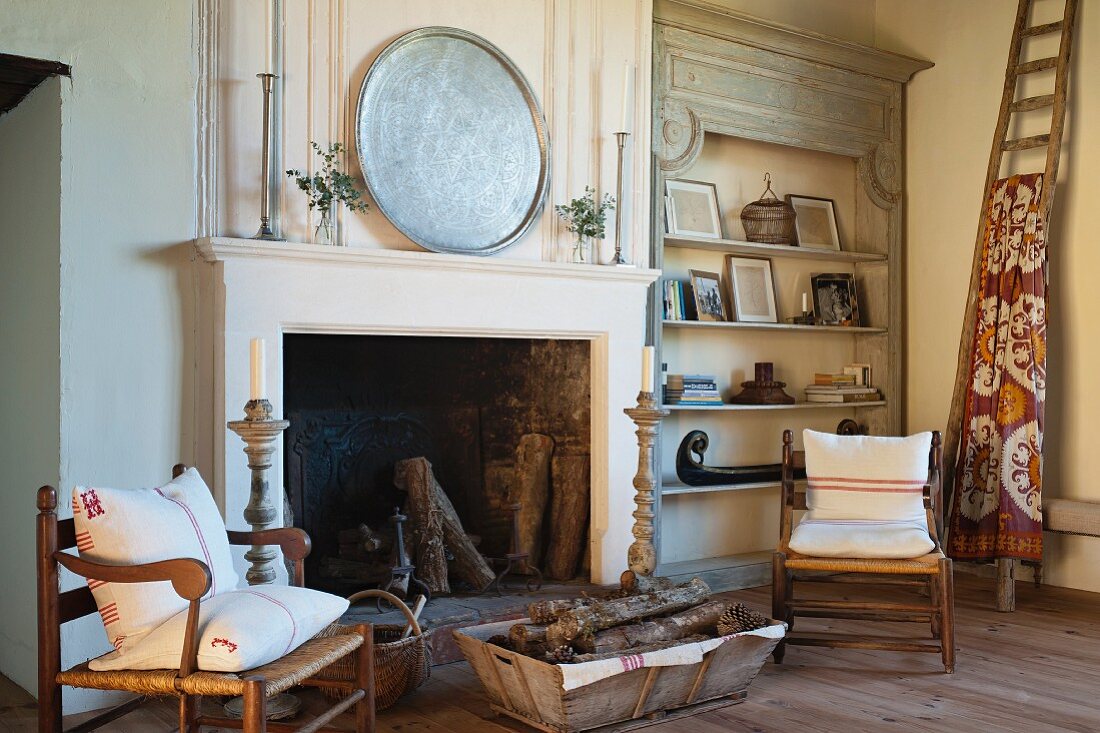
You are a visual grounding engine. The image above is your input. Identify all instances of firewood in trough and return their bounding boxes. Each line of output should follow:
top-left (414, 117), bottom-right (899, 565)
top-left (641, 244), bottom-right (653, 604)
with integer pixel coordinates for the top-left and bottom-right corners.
top-left (551, 578), bottom-right (712, 642)
top-left (527, 597), bottom-right (596, 625)
top-left (619, 570), bottom-right (675, 594)
top-left (394, 457), bottom-right (496, 591)
top-left (569, 634), bottom-right (710, 664)
top-left (545, 454), bottom-right (590, 580)
top-left (512, 434), bottom-right (554, 569)
top-left (509, 623), bottom-right (550, 655)
top-left (577, 600), bottom-right (727, 654)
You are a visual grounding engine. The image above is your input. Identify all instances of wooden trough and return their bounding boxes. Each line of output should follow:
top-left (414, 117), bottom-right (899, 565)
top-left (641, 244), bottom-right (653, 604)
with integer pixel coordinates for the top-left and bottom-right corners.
top-left (454, 617), bottom-right (784, 733)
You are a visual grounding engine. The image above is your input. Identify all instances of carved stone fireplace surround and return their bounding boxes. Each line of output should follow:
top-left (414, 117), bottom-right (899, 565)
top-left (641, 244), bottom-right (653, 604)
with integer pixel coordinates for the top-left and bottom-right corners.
top-left (195, 237), bottom-right (659, 585)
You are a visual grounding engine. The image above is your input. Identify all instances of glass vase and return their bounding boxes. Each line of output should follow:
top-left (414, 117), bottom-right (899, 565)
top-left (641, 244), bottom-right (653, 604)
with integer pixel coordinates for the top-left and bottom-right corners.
top-left (572, 235), bottom-right (592, 264)
top-left (315, 209), bottom-right (334, 246)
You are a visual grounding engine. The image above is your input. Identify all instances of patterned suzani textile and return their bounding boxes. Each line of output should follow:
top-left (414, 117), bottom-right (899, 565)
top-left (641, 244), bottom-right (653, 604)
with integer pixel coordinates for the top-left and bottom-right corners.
top-left (949, 172), bottom-right (1046, 562)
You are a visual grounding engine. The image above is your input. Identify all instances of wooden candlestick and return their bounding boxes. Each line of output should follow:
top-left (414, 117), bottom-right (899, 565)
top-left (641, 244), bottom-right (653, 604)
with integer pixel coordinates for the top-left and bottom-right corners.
top-left (227, 398), bottom-right (290, 586)
top-left (621, 390), bottom-right (670, 590)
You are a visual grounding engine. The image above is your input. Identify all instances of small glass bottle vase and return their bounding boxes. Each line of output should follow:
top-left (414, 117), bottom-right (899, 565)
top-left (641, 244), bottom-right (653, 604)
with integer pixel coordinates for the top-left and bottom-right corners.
top-left (571, 235), bottom-right (592, 264)
top-left (315, 209), bottom-right (334, 246)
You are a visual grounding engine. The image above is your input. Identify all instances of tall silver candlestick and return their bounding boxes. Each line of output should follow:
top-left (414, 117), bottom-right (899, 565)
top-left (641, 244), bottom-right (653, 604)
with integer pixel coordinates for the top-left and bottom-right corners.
top-left (253, 73), bottom-right (283, 241)
top-left (611, 131), bottom-right (631, 266)
top-left (227, 398), bottom-right (289, 585)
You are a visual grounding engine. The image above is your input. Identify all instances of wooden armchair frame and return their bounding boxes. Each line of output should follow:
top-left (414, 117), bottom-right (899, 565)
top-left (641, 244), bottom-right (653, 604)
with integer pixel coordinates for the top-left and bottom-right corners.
top-left (37, 465), bottom-right (376, 733)
top-left (771, 430), bottom-right (956, 673)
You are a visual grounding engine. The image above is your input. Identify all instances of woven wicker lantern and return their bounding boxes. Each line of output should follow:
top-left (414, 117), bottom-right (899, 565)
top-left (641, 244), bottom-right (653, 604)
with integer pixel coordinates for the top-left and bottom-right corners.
top-left (740, 173), bottom-right (795, 244)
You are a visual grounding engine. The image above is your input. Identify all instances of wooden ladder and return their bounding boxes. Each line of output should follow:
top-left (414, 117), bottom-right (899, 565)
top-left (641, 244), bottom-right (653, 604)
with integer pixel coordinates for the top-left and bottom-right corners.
top-left (943, 0), bottom-right (1079, 612)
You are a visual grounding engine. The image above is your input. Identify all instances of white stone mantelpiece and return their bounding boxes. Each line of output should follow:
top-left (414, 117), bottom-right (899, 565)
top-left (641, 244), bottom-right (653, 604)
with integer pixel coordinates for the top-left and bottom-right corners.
top-left (195, 236), bottom-right (659, 585)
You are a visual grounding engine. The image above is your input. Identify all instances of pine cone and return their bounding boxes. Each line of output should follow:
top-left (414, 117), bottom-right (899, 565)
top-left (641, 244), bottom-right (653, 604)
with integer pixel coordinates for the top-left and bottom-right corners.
top-left (546, 645), bottom-right (575, 664)
top-left (717, 603), bottom-right (769, 635)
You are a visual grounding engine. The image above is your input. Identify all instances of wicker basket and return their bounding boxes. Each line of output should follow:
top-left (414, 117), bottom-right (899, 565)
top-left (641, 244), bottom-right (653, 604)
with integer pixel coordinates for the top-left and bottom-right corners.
top-left (315, 589), bottom-right (430, 711)
top-left (740, 173), bottom-right (795, 244)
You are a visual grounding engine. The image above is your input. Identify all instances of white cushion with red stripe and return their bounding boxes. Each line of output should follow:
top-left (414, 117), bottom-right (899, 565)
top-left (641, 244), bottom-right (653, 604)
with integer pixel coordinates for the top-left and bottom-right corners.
top-left (72, 468), bottom-right (239, 656)
top-left (88, 585), bottom-right (348, 672)
top-left (788, 430), bottom-right (935, 559)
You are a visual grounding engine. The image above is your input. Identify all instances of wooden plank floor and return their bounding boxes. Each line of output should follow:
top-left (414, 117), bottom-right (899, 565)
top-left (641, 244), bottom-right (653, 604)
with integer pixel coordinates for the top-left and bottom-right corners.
top-left (3, 574), bottom-right (1098, 732)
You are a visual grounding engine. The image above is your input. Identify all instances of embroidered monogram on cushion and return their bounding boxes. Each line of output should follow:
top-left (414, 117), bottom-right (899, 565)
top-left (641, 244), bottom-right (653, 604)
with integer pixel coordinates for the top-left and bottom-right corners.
top-left (80, 489), bottom-right (106, 518)
top-left (211, 637), bottom-right (238, 653)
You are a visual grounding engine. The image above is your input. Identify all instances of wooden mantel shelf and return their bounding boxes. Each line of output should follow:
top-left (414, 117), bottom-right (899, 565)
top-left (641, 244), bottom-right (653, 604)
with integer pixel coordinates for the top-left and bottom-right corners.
top-left (195, 237), bottom-right (661, 285)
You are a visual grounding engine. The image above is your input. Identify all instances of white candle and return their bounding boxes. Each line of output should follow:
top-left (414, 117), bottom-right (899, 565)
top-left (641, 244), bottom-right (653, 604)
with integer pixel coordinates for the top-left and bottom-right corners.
top-left (802, 292), bottom-right (808, 313)
top-left (265, 1), bottom-right (274, 74)
top-left (250, 337), bottom-right (266, 401)
top-left (641, 345), bottom-right (655, 393)
top-left (620, 64), bottom-right (634, 133)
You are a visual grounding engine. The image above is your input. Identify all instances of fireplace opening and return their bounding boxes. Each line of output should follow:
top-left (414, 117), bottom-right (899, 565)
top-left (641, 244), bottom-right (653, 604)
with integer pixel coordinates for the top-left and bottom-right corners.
top-left (283, 334), bottom-right (592, 596)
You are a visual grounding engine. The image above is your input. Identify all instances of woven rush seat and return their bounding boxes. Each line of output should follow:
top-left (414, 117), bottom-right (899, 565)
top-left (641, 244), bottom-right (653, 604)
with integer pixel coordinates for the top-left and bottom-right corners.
top-left (57, 626), bottom-right (363, 698)
top-left (781, 546), bottom-right (945, 575)
top-left (1044, 498), bottom-right (1100, 537)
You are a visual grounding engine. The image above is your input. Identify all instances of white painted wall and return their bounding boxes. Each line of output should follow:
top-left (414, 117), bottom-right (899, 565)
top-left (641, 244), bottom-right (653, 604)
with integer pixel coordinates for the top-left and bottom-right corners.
top-left (0, 76), bottom-right (62, 698)
top-left (0, 0), bottom-right (200, 709)
top-left (875, 0), bottom-right (1100, 592)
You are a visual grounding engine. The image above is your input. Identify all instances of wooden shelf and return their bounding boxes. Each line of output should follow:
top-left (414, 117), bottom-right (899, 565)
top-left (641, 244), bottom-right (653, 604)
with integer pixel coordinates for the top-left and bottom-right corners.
top-left (659, 551), bottom-right (774, 590)
top-left (664, 401), bottom-right (886, 412)
top-left (663, 234), bottom-right (888, 263)
top-left (662, 480), bottom-right (778, 495)
top-left (663, 320), bottom-right (887, 334)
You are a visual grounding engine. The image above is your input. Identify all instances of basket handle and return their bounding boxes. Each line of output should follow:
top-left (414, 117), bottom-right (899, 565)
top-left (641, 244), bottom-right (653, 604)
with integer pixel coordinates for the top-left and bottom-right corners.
top-left (345, 588), bottom-right (424, 637)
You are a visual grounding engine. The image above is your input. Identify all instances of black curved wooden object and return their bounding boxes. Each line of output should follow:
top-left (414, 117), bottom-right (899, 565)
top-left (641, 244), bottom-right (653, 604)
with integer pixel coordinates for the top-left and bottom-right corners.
top-left (675, 430), bottom-right (806, 486)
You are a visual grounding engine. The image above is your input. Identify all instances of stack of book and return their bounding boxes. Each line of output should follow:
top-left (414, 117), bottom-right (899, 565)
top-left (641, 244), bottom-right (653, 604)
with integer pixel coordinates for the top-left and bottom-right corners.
top-left (805, 372), bottom-right (881, 403)
top-left (664, 374), bottom-right (722, 406)
top-left (662, 279), bottom-right (695, 321)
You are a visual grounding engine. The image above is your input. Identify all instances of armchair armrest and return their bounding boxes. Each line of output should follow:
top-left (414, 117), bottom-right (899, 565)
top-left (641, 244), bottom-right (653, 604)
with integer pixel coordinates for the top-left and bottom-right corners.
top-left (54, 553), bottom-right (211, 601)
top-left (227, 527), bottom-right (311, 586)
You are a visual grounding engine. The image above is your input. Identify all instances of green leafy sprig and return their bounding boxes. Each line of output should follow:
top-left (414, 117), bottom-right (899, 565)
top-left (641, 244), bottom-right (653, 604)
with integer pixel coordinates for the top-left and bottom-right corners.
top-left (555, 186), bottom-right (615, 240)
top-left (286, 142), bottom-right (369, 216)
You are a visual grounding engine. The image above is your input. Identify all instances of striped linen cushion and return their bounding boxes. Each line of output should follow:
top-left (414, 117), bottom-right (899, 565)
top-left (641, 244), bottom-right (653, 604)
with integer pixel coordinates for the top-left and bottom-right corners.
top-left (72, 468), bottom-right (239, 659)
top-left (788, 430), bottom-right (935, 559)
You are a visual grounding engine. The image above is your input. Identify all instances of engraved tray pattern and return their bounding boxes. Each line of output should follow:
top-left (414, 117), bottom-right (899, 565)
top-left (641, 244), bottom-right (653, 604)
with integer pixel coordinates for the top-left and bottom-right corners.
top-left (355, 27), bottom-right (550, 255)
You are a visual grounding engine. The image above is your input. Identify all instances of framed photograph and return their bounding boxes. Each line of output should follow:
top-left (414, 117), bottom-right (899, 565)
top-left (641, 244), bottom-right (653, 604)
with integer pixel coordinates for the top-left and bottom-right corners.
top-left (811, 273), bottom-right (861, 326)
top-left (724, 256), bottom-right (778, 323)
top-left (786, 195), bottom-right (841, 251)
top-left (688, 269), bottom-right (727, 322)
top-left (665, 179), bottom-right (723, 239)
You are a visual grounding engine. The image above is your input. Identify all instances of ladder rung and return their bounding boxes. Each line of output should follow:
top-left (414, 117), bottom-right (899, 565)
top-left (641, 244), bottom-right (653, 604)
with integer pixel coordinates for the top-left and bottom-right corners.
top-left (1010, 94), bottom-right (1056, 113)
top-left (1002, 134), bottom-right (1051, 152)
top-left (1021, 21), bottom-right (1063, 37)
top-left (1015, 57), bottom-right (1058, 75)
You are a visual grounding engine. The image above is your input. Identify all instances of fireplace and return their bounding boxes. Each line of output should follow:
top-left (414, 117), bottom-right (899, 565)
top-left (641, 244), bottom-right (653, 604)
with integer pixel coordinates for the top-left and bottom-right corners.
top-left (282, 333), bottom-right (591, 593)
top-left (195, 237), bottom-right (657, 586)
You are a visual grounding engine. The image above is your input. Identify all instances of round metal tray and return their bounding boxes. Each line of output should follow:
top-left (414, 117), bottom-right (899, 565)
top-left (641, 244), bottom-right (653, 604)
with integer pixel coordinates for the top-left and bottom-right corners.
top-left (355, 27), bottom-right (550, 256)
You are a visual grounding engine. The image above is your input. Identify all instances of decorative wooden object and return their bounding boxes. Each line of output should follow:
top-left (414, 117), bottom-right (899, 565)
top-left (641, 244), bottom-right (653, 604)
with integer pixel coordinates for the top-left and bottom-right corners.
top-left (772, 430), bottom-right (955, 673)
top-left (620, 390), bottom-right (670, 591)
top-left (545, 454), bottom-right (591, 580)
top-left (941, 0), bottom-right (1078, 614)
top-left (729, 362), bottom-right (795, 405)
top-left (394, 457), bottom-right (496, 592)
top-left (36, 470), bottom-right (375, 733)
top-left (513, 433), bottom-right (554, 568)
top-left (227, 398), bottom-right (290, 586)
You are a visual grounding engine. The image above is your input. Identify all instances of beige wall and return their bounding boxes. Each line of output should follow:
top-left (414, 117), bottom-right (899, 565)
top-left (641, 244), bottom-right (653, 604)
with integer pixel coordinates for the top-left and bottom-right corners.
top-left (703, 0), bottom-right (876, 44)
top-left (875, 0), bottom-right (1100, 592)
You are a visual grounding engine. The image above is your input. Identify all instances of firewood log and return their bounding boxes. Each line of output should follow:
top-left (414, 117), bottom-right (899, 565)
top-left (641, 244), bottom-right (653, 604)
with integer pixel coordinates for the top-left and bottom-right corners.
top-left (395, 457), bottom-right (496, 592)
top-left (528, 597), bottom-right (596, 625)
top-left (576, 600), bottom-right (726, 654)
top-left (509, 623), bottom-right (549, 655)
top-left (619, 570), bottom-right (675, 594)
top-left (513, 434), bottom-right (554, 569)
top-left (545, 454), bottom-right (590, 580)
top-left (396, 460), bottom-right (449, 595)
top-left (570, 634), bottom-right (710, 664)
top-left (550, 578), bottom-right (711, 642)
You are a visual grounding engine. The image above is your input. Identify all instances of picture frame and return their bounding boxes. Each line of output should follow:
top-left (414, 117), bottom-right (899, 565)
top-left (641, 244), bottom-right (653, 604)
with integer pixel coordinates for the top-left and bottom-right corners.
top-left (688, 269), bottom-right (727, 322)
top-left (724, 256), bottom-right (778, 323)
top-left (786, 194), bottom-right (841, 251)
top-left (811, 273), bottom-right (861, 326)
top-left (665, 179), bottom-right (723, 239)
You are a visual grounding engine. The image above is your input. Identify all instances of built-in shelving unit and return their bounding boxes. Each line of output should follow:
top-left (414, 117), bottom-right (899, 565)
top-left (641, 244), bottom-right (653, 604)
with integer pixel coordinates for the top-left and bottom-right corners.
top-left (649, 1), bottom-right (930, 591)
